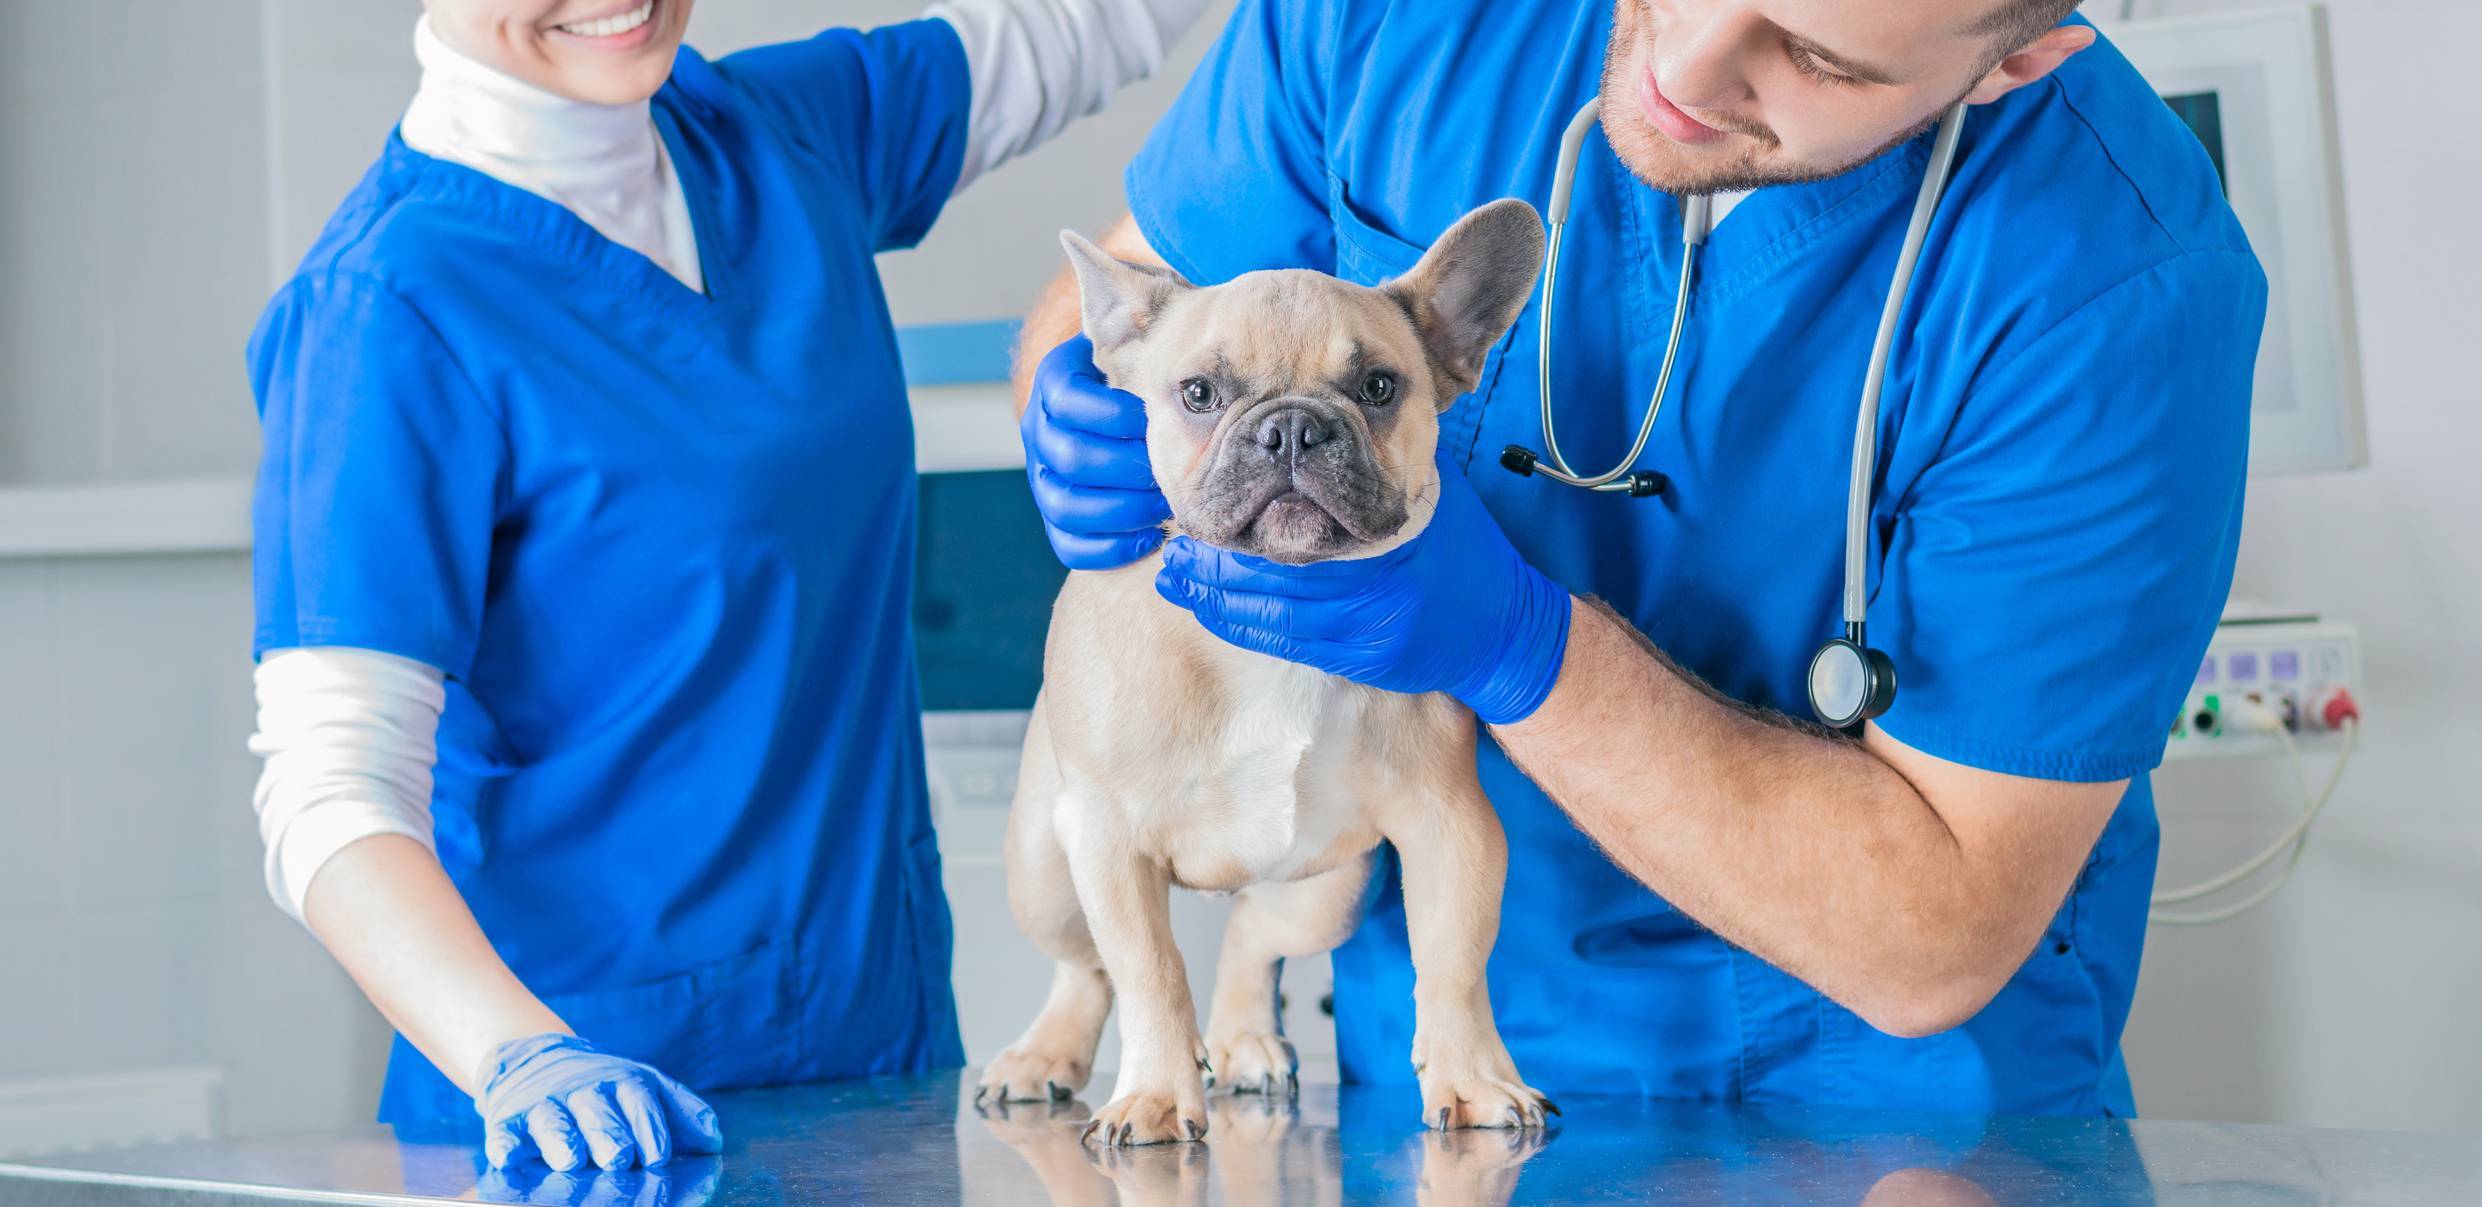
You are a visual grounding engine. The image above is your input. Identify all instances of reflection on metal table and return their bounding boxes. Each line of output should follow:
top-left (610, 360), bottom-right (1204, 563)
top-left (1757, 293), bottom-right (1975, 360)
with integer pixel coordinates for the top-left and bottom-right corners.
top-left (3, 1069), bottom-right (2476, 1205)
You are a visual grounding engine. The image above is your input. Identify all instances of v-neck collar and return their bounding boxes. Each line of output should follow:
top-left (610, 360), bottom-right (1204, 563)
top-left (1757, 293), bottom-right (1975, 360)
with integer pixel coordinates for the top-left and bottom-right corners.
top-left (1607, 125), bottom-right (1939, 313)
top-left (383, 87), bottom-right (729, 317)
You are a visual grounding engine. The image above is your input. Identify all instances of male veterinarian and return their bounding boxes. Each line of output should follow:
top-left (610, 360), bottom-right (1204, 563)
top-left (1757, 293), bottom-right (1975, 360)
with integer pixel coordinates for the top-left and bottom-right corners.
top-left (1016, 0), bottom-right (2264, 1116)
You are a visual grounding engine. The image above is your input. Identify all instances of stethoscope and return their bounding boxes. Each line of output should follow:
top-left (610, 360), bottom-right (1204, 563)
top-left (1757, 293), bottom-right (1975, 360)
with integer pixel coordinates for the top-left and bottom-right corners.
top-left (1499, 98), bottom-right (1969, 730)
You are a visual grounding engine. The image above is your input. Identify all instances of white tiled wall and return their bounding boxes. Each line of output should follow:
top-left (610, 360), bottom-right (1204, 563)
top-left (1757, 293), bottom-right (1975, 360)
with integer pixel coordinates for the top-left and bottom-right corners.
top-left (0, 3), bottom-right (273, 488)
top-left (0, 554), bottom-right (389, 1143)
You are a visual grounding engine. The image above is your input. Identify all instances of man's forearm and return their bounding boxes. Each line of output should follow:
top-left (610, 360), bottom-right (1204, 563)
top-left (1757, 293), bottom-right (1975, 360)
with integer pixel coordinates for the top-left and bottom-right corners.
top-left (1495, 601), bottom-right (2098, 1036)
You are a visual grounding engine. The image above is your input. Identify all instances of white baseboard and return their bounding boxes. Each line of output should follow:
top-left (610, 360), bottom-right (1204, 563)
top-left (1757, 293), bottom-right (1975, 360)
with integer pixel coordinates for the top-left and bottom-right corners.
top-left (0, 1067), bottom-right (223, 1159)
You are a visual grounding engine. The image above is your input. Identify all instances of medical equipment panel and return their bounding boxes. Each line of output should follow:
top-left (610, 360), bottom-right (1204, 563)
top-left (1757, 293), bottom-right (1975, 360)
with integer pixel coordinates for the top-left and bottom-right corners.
top-left (2163, 614), bottom-right (2360, 762)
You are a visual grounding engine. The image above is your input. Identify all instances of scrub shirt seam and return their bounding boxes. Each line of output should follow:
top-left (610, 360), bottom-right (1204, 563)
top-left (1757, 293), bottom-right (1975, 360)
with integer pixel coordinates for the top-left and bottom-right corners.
top-left (312, 271), bottom-right (514, 446)
top-left (2048, 76), bottom-right (2190, 255)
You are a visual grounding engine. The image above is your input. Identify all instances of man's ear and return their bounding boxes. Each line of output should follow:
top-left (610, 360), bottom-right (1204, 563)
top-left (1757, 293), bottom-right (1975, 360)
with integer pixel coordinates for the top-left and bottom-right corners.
top-left (1383, 198), bottom-right (1545, 407)
top-left (1963, 24), bottom-right (2096, 105)
top-left (1060, 230), bottom-right (1189, 351)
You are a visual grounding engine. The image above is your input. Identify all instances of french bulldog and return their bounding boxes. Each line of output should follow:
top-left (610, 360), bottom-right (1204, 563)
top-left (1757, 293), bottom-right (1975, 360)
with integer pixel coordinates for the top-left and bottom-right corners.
top-left (979, 199), bottom-right (1553, 1146)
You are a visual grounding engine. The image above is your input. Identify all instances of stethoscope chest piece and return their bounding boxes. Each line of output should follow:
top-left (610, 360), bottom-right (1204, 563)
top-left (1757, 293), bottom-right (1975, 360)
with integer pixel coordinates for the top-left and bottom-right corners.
top-left (1808, 634), bottom-right (1896, 731)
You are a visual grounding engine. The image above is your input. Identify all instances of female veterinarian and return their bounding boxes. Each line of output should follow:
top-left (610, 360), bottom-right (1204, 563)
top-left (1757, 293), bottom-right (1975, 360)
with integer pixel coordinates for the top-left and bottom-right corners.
top-left (245, 0), bottom-right (1200, 1171)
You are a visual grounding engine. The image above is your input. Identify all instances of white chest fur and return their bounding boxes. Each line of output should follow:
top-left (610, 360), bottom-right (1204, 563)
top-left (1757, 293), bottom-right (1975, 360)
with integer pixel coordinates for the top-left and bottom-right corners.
top-left (1163, 654), bottom-right (1376, 889)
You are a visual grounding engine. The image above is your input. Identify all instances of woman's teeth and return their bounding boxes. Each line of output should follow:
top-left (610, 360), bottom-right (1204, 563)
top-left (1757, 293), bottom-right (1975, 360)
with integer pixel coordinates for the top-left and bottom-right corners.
top-left (558, 1), bottom-right (654, 37)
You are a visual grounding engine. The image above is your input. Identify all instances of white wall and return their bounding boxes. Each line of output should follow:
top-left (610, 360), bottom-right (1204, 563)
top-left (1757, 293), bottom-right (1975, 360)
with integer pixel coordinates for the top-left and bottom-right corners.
top-left (2113, 0), bottom-right (2482, 1134)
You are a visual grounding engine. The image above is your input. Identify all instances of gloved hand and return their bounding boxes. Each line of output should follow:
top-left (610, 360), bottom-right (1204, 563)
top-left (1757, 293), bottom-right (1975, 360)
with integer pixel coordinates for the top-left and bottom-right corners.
top-left (1022, 334), bottom-right (1171, 570)
top-left (474, 1033), bottom-right (723, 1171)
top-left (1152, 456), bottom-right (1574, 724)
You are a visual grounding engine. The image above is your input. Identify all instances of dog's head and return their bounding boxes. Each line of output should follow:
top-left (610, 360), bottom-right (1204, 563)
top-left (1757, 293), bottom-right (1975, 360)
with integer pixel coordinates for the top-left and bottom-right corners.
top-left (1061, 199), bottom-right (1544, 564)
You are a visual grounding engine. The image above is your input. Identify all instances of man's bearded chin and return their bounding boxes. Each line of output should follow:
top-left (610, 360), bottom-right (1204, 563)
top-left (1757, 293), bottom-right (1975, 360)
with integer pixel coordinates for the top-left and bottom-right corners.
top-left (1592, 26), bottom-right (1957, 197)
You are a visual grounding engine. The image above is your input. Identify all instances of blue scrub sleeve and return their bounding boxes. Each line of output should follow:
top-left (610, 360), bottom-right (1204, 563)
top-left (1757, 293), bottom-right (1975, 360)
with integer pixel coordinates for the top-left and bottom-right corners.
top-left (1124, 0), bottom-right (1342, 284)
top-left (1872, 250), bottom-right (2267, 782)
top-left (711, 19), bottom-right (970, 252)
top-left (248, 273), bottom-right (508, 678)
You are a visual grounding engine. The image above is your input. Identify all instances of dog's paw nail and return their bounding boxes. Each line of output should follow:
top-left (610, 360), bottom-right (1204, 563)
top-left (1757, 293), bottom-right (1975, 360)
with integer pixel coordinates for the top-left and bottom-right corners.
top-left (1505, 1105), bottom-right (1521, 1128)
top-left (1046, 1081), bottom-right (1069, 1102)
top-left (1436, 1105), bottom-right (1453, 1130)
top-left (1184, 1119), bottom-right (1205, 1142)
top-left (1539, 1095), bottom-right (1562, 1118)
top-left (1080, 1120), bottom-right (1102, 1145)
top-left (1258, 1074), bottom-right (1273, 1096)
top-left (1119, 1122), bottom-right (1135, 1146)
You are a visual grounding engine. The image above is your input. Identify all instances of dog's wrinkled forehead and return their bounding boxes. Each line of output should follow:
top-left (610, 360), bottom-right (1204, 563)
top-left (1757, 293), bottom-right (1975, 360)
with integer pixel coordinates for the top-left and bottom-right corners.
top-left (1156, 272), bottom-right (1427, 398)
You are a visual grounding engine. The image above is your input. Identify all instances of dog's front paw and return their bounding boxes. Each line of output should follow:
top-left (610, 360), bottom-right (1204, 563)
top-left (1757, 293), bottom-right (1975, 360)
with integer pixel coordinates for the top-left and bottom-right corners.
top-left (1080, 1087), bottom-right (1208, 1147)
top-left (978, 1044), bottom-right (1093, 1107)
top-left (1204, 1031), bottom-right (1298, 1097)
top-left (1416, 1062), bottom-right (1558, 1131)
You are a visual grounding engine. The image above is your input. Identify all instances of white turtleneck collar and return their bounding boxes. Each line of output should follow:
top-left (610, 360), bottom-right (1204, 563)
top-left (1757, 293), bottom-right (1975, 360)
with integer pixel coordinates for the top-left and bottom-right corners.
top-left (399, 16), bottom-right (703, 291)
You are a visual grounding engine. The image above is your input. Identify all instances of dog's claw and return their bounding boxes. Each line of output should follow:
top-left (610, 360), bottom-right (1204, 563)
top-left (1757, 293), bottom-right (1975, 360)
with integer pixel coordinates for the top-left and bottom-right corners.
top-left (1080, 1120), bottom-right (1102, 1145)
top-left (1539, 1095), bottom-right (1562, 1118)
top-left (1119, 1122), bottom-right (1134, 1146)
top-left (1259, 1073), bottom-right (1273, 1096)
top-left (1437, 1105), bottom-right (1452, 1130)
top-left (1506, 1105), bottom-right (1522, 1128)
top-left (1184, 1119), bottom-right (1206, 1142)
top-left (973, 1086), bottom-right (989, 1108)
top-left (1046, 1081), bottom-right (1069, 1102)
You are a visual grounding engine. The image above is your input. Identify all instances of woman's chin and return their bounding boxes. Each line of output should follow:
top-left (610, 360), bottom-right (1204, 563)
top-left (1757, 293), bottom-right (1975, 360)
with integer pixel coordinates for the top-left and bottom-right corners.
top-left (544, 55), bottom-right (678, 106)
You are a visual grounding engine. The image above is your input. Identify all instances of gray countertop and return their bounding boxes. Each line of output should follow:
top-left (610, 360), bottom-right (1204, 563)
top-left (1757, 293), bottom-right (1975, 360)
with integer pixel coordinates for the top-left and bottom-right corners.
top-left (2, 1069), bottom-right (2476, 1205)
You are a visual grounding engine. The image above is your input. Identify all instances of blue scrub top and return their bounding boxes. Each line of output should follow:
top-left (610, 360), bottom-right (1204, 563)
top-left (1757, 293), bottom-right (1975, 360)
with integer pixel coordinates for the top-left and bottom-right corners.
top-left (247, 22), bottom-right (972, 1122)
top-left (1130, 1), bottom-right (2264, 1116)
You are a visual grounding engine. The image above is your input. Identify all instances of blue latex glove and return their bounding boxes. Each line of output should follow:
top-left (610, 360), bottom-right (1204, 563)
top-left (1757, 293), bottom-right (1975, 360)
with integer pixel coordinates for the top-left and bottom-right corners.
top-left (1152, 457), bottom-right (1574, 724)
top-left (475, 1033), bottom-right (722, 1171)
top-left (1022, 334), bottom-right (1171, 570)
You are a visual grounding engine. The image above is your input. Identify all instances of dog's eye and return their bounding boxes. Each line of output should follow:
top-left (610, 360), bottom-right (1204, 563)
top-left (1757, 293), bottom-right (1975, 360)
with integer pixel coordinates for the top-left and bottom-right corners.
top-left (1357, 371), bottom-right (1398, 407)
top-left (1179, 378), bottom-right (1218, 412)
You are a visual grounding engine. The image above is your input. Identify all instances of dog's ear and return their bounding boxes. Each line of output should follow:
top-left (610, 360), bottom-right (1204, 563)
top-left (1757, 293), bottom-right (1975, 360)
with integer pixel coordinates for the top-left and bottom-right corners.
top-left (1060, 231), bottom-right (1189, 351)
top-left (1384, 199), bottom-right (1546, 406)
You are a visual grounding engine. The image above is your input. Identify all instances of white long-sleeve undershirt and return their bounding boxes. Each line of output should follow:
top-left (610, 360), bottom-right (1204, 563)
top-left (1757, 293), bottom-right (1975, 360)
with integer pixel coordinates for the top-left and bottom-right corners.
top-left (250, 648), bottom-right (447, 920)
top-left (252, 0), bottom-right (1206, 922)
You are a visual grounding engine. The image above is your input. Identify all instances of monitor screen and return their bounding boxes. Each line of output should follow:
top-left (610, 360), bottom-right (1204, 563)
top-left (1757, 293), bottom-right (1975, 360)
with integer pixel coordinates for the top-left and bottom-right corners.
top-left (914, 469), bottom-right (1069, 711)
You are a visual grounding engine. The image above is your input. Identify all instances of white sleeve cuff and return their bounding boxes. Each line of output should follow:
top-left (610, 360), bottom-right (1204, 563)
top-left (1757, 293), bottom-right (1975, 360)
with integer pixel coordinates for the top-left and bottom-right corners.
top-left (926, 0), bottom-right (1215, 192)
top-left (249, 647), bottom-right (448, 922)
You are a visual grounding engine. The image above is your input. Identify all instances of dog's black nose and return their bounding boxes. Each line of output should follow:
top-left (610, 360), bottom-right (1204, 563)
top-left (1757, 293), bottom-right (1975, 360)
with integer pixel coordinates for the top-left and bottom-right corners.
top-left (1255, 406), bottom-right (1332, 464)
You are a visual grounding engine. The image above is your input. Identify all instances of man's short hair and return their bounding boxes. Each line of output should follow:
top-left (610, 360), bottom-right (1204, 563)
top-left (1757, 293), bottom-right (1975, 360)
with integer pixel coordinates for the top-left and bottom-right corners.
top-left (1972, 0), bottom-right (2084, 59)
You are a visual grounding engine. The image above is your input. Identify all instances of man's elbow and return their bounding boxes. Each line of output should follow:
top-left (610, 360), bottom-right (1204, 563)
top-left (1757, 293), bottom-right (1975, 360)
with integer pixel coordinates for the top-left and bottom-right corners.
top-left (1847, 962), bottom-right (2017, 1040)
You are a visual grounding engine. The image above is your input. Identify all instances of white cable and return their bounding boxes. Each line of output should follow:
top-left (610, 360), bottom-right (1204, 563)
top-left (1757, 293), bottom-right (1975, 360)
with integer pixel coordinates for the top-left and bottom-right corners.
top-left (2150, 716), bottom-right (2357, 926)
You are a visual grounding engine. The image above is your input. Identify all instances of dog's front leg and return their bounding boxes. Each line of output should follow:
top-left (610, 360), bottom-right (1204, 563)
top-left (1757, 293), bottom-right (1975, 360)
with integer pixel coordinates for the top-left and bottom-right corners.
top-left (1386, 777), bottom-right (1555, 1131)
top-left (1060, 799), bottom-right (1210, 1146)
